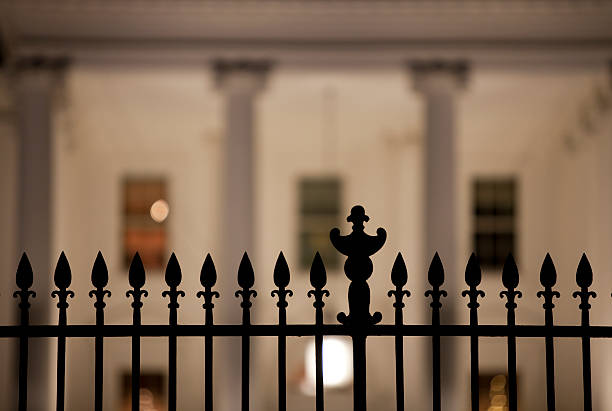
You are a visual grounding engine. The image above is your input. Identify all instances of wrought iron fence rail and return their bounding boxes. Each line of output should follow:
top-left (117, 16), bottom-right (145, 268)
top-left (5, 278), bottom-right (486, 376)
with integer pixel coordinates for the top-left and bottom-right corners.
top-left (5, 205), bottom-right (611, 411)
top-left (1, 324), bottom-right (612, 338)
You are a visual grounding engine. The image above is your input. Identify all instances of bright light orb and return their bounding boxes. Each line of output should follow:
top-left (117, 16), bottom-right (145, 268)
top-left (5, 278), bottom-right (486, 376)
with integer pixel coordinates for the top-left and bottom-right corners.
top-left (150, 199), bottom-right (169, 223)
top-left (303, 336), bottom-right (352, 394)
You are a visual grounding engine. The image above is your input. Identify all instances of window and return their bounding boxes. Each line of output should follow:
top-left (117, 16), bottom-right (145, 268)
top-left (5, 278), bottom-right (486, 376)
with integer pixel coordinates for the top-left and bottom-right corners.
top-left (121, 372), bottom-right (165, 411)
top-left (123, 178), bottom-right (168, 270)
top-left (473, 179), bottom-right (516, 269)
top-left (479, 373), bottom-right (510, 411)
top-left (299, 177), bottom-right (341, 269)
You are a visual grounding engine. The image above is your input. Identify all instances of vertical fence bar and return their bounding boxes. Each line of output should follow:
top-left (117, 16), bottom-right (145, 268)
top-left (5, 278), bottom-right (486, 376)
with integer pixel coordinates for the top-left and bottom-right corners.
top-left (500, 254), bottom-right (521, 411)
top-left (331, 206), bottom-right (386, 411)
top-left (388, 253), bottom-right (410, 411)
top-left (14, 253), bottom-right (35, 411)
top-left (89, 252), bottom-right (111, 411)
top-left (127, 253), bottom-right (147, 411)
top-left (308, 252), bottom-right (329, 411)
top-left (537, 254), bottom-right (560, 411)
top-left (163, 254), bottom-right (185, 411)
top-left (352, 335), bottom-right (368, 411)
top-left (573, 254), bottom-right (595, 411)
top-left (461, 253), bottom-right (484, 411)
top-left (52, 252), bottom-right (74, 411)
top-left (272, 253), bottom-right (292, 411)
top-left (198, 254), bottom-right (219, 411)
top-left (425, 253), bottom-right (446, 411)
top-left (235, 253), bottom-right (256, 411)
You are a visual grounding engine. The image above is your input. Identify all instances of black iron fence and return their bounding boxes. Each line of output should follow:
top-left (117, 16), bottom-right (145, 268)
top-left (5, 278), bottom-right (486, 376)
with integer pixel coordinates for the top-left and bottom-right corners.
top-left (1, 205), bottom-right (611, 411)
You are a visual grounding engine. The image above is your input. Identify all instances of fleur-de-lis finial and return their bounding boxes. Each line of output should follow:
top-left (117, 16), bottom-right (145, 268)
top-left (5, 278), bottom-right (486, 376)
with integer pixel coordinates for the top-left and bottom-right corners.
top-left (235, 252), bottom-right (257, 324)
top-left (332, 205), bottom-right (386, 326)
top-left (308, 252), bottom-right (330, 316)
top-left (14, 253), bottom-right (36, 312)
top-left (461, 253), bottom-right (485, 310)
top-left (500, 254), bottom-right (522, 309)
top-left (89, 251), bottom-right (111, 315)
top-left (537, 254), bottom-right (560, 311)
top-left (52, 252), bottom-right (75, 316)
top-left (197, 254), bottom-right (220, 325)
top-left (272, 252), bottom-right (293, 313)
top-left (425, 252), bottom-right (447, 310)
top-left (126, 252), bottom-right (148, 312)
top-left (573, 253), bottom-right (596, 313)
top-left (388, 253), bottom-right (410, 310)
top-left (162, 253), bottom-right (185, 324)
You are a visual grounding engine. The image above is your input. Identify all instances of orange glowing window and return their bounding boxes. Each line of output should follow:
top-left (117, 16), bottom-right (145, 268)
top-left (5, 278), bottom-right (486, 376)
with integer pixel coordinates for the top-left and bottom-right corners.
top-left (123, 178), bottom-right (168, 270)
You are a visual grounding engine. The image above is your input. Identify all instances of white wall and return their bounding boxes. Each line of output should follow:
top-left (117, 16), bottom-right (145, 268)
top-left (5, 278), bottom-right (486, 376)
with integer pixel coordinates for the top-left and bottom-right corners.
top-left (1, 61), bottom-right (607, 411)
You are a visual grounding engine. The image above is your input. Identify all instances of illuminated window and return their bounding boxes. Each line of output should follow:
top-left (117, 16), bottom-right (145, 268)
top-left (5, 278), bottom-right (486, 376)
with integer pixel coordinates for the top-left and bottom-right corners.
top-left (302, 336), bottom-right (353, 394)
top-left (121, 372), bottom-right (165, 411)
top-left (479, 373), bottom-right (510, 411)
top-left (299, 178), bottom-right (341, 269)
top-left (123, 178), bottom-right (168, 270)
top-left (473, 179), bottom-right (516, 269)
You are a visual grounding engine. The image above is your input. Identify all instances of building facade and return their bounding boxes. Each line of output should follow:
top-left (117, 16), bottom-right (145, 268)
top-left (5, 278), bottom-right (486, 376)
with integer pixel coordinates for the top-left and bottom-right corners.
top-left (0, 1), bottom-right (612, 410)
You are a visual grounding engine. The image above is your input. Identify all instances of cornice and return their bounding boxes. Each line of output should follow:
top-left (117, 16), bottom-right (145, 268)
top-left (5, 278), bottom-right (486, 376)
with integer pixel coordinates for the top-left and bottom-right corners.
top-left (3, 0), bottom-right (612, 65)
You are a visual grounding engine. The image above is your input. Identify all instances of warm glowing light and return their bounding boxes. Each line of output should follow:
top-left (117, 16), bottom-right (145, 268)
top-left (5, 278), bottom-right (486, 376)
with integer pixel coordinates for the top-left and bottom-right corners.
top-left (149, 199), bottom-right (169, 223)
top-left (303, 336), bottom-right (352, 394)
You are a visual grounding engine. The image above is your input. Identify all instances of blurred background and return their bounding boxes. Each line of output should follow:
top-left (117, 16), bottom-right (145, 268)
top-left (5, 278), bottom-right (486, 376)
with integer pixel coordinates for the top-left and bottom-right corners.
top-left (0, 1), bottom-right (611, 410)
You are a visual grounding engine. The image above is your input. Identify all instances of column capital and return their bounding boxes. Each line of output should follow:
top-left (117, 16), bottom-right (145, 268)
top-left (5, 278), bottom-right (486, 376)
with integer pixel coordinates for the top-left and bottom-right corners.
top-left (214, 60), bottom-right (271, 95)
top-left (410, 60), bottom-right (469, 95)
top-left (12, 55), bottom-right (70, 94)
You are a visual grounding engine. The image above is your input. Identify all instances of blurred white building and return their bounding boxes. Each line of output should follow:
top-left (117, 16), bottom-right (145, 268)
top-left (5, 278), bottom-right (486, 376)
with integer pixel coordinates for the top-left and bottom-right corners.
top-left (0, 1), bottom-right (611, 410)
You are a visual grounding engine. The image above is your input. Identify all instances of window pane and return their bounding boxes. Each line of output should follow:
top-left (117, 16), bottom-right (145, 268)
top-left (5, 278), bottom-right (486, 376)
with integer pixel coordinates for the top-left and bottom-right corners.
top-left (299, 177), bottom-right (341, 270)
top-left (473, 178), bottom-right (516, 269)
top-left (123, 178), bottom-right (168, 270)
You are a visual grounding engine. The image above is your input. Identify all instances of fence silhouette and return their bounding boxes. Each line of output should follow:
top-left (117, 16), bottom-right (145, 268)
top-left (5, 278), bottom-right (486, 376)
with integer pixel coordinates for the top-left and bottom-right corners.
top-left (1, 205), bottom-right (611, 411)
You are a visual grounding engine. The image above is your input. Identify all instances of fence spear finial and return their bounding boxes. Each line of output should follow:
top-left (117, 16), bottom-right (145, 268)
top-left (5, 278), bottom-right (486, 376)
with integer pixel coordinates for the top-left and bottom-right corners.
top-left (163, 253), bottom-right (185, 316)
top-left (128, 252), bottom-right (146, 290)
top-left (573, 253), bottom-right (596, 311)
top-left (273, 252), bottom-right (290, 289)
top-left (388, 253), bottom-right (410, 308)
top-left (237, 252), bottom-right (255, 290)
top-left (309, 252), bottom-right (327, 291)
top-left (462, 253), bottom-right (484, 309)
top-left (390, 252), bottom-right (408, 288)
top-left (91, 251), bottom-right (109, 290)
top-left (272, 252), bottom-right (293, 309)
top-left (54, 251), bottom-right (72, 291)
top-left (200, 254), bottom-right (218, 289)
top-left (428, 252), bottom-right (444, 289)
top-left (89, 251), bottom-right (111, 312)
top-left (235, 252), bottom-right (257, 323)
top-left (165, 253), bottom-right (182, 289)
top-left (197, 254), bottom-right (220, 324)
top-left (52, 252), bottom-right (74, 310)
top-left (16, 252), bottom-right (34, 291)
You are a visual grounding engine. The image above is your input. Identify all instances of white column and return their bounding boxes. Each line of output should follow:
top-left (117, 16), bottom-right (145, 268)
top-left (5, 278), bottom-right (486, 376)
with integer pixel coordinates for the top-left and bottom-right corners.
top-left (412, 61), bottom-right (468, 410)
top-left (13, 57), bottom-right (67, 411)
top-left (215, 60), bottom-right (269, 411)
